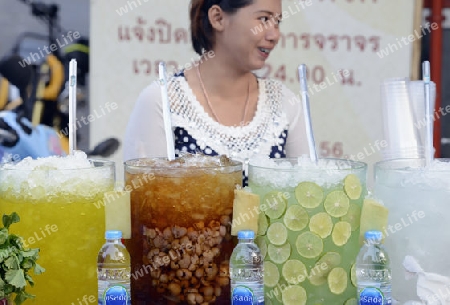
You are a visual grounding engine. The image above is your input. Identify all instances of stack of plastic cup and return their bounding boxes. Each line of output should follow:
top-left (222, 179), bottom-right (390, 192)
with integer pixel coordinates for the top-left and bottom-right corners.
top-left (380, 78), bottom-right (424, 160)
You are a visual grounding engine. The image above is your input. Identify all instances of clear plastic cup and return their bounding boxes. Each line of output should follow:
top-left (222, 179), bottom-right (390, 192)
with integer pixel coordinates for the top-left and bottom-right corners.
top-left (380, 78), bottom-right (423, 159)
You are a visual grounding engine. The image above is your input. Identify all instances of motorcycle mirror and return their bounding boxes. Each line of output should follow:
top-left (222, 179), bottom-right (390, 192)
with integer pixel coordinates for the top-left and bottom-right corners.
top-left (86, 137), bottom-right (120, 158)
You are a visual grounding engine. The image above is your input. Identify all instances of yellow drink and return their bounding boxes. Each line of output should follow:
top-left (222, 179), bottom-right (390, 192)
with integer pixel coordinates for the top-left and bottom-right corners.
top-left (0, 155), bottom-right (114, 304)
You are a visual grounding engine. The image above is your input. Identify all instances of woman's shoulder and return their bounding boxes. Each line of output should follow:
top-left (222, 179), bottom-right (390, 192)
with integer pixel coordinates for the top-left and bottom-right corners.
top-left (136, 70), bottom-right (185, 100)
top-left (256, 76), bottom-right (300, 103)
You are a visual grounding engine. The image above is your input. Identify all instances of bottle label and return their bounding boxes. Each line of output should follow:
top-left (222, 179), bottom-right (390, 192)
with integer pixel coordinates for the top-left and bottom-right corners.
top-left (232, 286), bottom-right (255, 305)
top-left (359, 287), bottom-right (384, 305)
top-left (103, 285), bottom-right (130, 305)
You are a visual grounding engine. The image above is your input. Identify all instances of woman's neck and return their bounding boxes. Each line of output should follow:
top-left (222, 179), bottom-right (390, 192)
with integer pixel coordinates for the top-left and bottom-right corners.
top-left (184, 53), bottom-right (259, 127)
top-left (194, 55), bottom-right (252, 99)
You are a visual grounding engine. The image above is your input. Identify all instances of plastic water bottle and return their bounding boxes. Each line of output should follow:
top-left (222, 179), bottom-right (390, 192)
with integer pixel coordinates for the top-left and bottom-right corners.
top-left (97, 230), bottom-right (131, 304)
top-left (230, 230), bottom-right (264, 305)
top-left (356, 230), bottom-right (392, 305)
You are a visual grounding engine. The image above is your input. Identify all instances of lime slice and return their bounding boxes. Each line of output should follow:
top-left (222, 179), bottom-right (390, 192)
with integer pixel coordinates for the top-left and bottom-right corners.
top-left (350, 263), bottom-right (356, 287)
top-left (283, 205), bottom-right (309, 231)
top-left (264, 261), bottom-right (280, 288)
top-left (255, 236), bottom-right (267, 260)
top-left (308, 252), bottom-right (341, 286)
top-left (317, 252), bottom-right (342, 271)
top-left (324, 190), bottom-right (350, 217)
top-left (309, 212), bottom-right (333, 238)
top-left (263, 191), bottom-right (287, 219)
top-left (344, 174), bottom-right (363, 200)
top-left (282, 260), bottom-right (307, 284)
top-left (345, 298), bottom-right (357, 305)
top-left (309, 272), bottom-right (327, 286)
top-left (332, 221), bottom-right (352, 246)
top-left (268, 243), bottom-right (291, 264)
top-left (295, 231), bottom-right (323, 259)
top-left (295, 182), bottom-right (324, 208)
top-left (282, 285), bottom-right (307, 305)
top-left (340, 203), bottom-right (361, 231)
top-left (258, 213), bottom-right (269, 235)
top-left (267, 222), bottom-right (288, 245)
top-left (328, 267), bottom-right (348, 295)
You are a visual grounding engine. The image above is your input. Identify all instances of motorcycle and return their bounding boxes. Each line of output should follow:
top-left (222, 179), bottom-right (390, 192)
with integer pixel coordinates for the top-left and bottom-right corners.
top-left (0, 0), bottom-right (120, 161)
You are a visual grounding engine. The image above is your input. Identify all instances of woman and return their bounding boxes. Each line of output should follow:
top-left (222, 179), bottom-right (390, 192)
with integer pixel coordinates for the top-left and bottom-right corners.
top-left (124, 0), bottom-right (309, 180)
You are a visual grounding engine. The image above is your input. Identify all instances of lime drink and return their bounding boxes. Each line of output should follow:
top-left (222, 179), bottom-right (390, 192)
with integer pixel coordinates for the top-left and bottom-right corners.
top-left (248, 157), bottom-right (367, 304)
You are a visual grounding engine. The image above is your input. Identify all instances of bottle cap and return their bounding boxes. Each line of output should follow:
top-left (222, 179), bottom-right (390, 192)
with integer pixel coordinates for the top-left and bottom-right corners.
top-left (237, 230), bottom-right (255, 239)
top-left (364, 230), bottom-right (382, 242)
top-left (105, 230), bottom-right (122, 239)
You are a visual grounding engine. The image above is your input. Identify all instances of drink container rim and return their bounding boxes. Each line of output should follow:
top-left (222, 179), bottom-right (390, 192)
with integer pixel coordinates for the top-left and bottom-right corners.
top-left (124, 157), bottom-right (243, 170)
top-left (0, 159), bottom-right (115, 173)
top-left (374, 158), bottom-right (450, 172)
top-left (248, 157), bottom-right (367, 172)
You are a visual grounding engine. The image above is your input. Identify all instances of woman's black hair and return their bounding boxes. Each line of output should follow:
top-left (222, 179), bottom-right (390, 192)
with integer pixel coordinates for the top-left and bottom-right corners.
top-left (190, 0), bottom-right (254, 55)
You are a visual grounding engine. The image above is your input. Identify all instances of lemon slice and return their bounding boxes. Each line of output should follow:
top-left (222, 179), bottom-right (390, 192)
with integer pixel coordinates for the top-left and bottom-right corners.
top-left (268, 243), bottom-right (291, 264)
top-left (267, 222), bottom-right (288, 245)
top-left (332, 221), bottom-right (352, 246)
top-left (359, 198), bottom-right (389, 245)
top-left (283, 205), bottom-right (309, 231)
top-left (328, 267), bottom-right (348, 295)
top-left (309, 212), bottom-right (333, 238)
top-left (340, 203), bottom-right (361, 231)
top-left (295, 231), bottom-right (323, 259)
top-left (345, 298), bottom-right (357, 305)
top-left (282, 260), bottom-right (307, 284)
top-left (258, 213), bottom-right (269, 235)
top-left (344, 174), bottom-right (363, 200)
top-left (255, 236), bottom-right (267, 260)
top-left (263, 191), bottom-right (287, 219)
top-left (350, 263), bottom-right (356, 287)
top-left (324, 190), bottom-right (350, 217)
top-left (295, 182), bottom-right (324, 208)
top-left (308, 252), bottom-right (341, 286)
top-left (264, 261), bottom-right (280, 288)
top-left (282, 285), bottom-right (307, 305)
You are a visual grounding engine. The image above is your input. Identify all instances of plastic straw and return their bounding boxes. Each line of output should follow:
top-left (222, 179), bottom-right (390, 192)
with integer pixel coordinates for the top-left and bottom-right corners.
top-left (69, 59), bottom-right (77, 154)
top-left (298, 64), bottom-right (318, 163)
top-left (158, 62), bottom-right (175, 161)
top-left (422, 61), bottom-right (433, 165)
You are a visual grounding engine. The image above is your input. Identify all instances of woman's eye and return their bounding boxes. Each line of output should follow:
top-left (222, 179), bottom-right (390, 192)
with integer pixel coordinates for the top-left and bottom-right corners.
top-left (259, 16), bottom-right (270, 23)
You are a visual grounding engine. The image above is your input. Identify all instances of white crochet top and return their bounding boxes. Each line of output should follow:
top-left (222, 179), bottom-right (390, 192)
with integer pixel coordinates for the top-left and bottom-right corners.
top-left (123, 73), bottom-right (309, 164)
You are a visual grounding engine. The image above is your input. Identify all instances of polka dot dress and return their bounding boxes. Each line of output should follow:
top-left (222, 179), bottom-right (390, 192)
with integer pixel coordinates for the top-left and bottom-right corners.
top-left (174, 126), bottom-right (287, 186)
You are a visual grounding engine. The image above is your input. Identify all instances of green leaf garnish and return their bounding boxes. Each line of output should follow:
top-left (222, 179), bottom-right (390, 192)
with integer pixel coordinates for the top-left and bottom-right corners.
top-left (5, 269), bottom-right (26, 289)
top-left (0, 213), bottom-right (44, 303)
top-left (2, 213), bottom-right (20, 229)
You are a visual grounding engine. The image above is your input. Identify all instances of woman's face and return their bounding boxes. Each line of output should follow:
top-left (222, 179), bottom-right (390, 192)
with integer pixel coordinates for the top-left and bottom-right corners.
top-left (217, 0), bottom-right (282, 71)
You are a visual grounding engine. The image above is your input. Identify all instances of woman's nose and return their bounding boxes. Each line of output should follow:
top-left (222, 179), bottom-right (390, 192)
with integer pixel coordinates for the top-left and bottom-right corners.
top-left (265, 23), bottom-right (280, 44)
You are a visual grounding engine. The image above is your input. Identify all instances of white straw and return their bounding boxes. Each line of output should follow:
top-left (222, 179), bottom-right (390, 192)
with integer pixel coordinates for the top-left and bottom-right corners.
top-left (158, 62), bottom-right (175, 161)
top-left (423, 61), bottom-right (433, 165)
top-left (298, 64), bottom-right (318, 163)
top-left (69, 59), bottom-right (77, 154)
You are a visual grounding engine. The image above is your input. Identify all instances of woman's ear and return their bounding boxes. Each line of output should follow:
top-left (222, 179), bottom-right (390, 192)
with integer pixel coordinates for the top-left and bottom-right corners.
top-left (208, 4), bottom-right (226, 31)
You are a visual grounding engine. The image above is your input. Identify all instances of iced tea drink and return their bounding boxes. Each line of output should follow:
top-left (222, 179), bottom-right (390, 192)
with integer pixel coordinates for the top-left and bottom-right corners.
top-left (0, 152), bottom-right (115, 304)
top-left (248, 157), bottom-right (367, 305)
top-left (124, 155), bottom-right (242, 304)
